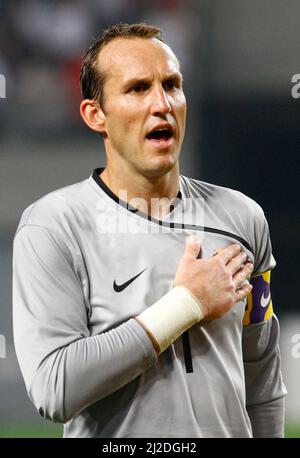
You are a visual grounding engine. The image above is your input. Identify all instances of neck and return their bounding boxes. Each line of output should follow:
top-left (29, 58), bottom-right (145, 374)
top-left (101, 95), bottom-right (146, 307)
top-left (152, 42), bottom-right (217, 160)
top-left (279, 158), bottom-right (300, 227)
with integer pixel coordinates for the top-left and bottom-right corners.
top-left (100, 161), bottom-right (180, 219)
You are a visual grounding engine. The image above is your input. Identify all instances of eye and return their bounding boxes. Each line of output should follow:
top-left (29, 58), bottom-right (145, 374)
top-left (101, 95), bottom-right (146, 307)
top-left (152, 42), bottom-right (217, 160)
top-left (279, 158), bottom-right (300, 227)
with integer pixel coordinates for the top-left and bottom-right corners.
top-left (130, 83), bottom-right (149, 93)
top-left (163, 79), bottom-right (180, 91)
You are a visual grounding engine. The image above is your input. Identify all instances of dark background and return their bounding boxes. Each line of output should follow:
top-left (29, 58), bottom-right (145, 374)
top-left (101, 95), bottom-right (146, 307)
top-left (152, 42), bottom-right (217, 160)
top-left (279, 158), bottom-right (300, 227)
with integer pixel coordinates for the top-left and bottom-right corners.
top-left (0, 0), bottom-right (299, 437)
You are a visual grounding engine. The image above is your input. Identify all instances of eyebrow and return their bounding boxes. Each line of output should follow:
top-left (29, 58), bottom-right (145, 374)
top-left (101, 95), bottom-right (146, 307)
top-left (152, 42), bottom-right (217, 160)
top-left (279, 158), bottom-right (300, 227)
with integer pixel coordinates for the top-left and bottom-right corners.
top-left (122, 72), bottom-right (183, 90)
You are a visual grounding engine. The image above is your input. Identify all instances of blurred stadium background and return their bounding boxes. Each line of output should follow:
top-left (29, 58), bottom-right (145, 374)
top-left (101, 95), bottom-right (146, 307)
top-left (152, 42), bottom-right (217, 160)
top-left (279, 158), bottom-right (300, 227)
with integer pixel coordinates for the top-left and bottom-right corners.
top-left (0, 0), bottom-right (299, 438)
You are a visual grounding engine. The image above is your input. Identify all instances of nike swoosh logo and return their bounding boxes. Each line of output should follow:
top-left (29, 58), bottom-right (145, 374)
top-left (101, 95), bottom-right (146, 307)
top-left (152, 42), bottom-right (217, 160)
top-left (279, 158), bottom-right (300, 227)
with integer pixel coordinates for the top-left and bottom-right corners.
top-left (260, 291), bottom-right (271, 308)
top-left (113, 268), bottom-right (147, 292)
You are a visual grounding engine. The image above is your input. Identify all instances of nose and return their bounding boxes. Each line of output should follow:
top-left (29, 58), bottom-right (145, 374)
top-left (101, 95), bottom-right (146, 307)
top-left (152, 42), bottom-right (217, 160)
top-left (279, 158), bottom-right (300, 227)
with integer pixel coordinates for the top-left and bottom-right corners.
top-left (150, 85), bottom-right (171, 116)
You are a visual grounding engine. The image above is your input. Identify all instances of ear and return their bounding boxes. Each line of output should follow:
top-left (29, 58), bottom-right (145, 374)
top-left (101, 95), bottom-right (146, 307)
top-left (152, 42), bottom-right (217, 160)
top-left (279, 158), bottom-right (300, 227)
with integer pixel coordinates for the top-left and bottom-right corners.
top-left (80, 99), bottom-right (106, 134)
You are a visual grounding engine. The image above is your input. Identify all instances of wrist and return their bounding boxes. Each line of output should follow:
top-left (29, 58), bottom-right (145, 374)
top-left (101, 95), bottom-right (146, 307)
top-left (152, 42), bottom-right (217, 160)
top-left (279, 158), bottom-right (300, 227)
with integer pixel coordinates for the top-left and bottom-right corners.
top-left (135, 285), bottom-right (204, 355)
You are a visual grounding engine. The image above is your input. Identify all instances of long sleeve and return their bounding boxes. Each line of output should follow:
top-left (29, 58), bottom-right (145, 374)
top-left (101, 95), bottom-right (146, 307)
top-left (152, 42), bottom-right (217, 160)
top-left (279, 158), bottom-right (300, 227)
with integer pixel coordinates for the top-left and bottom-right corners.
top-left (242, 315), bottom-right (287, 437)
top-left (242, 204), bottom-right (287, 437)
top-left (13, 225), bottom-right (157, 423)
top-left (246, 396), bottom-right (285, 438)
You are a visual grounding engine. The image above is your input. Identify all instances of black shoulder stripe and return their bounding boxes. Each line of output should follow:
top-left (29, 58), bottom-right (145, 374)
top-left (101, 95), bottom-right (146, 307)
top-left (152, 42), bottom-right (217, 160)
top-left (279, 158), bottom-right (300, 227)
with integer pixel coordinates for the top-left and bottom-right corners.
top-left (92, 168), bottom-right (253, 254)
top-left (203, 226), bottom-right (252, 253)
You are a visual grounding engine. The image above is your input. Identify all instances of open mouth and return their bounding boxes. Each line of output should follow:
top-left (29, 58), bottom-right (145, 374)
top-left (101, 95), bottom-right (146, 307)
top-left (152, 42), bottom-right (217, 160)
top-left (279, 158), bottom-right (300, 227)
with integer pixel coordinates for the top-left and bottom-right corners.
top-left (146, 127), bottom-right (174, 142)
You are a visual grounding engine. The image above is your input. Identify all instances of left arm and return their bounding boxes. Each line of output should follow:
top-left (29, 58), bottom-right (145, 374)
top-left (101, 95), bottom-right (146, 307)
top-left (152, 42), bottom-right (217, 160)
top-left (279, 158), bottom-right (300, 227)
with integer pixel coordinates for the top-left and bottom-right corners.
top-left (243, 314), bottom-right (286, 436)
top-left (242, 201), bottom-right (287, 437)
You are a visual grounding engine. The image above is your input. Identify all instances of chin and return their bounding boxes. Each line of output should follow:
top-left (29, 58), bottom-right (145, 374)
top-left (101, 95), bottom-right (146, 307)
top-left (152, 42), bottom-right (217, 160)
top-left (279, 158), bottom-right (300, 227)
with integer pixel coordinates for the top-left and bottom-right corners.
top-left (143, 155), bottom-right (178, 177)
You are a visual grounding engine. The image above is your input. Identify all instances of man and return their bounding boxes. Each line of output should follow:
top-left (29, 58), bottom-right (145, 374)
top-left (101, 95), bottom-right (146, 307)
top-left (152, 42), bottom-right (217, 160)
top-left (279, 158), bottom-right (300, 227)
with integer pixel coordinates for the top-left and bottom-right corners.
top-left (13, 23), bottom-right (286, 438)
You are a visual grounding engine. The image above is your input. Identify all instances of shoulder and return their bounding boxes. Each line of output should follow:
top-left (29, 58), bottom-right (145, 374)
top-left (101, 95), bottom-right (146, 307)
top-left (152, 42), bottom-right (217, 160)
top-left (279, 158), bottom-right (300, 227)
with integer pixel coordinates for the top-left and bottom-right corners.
top-left (181, 175), bottom-right (272, 265)
top-left (16, 177), bottom-right (93, 235)
top-left (181, 174), bottom-right (266, 222)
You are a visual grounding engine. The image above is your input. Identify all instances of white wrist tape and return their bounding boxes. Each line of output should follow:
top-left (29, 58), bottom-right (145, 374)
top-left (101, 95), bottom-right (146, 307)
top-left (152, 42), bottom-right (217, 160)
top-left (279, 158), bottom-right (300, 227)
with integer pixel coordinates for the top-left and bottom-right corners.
top-left (136, 286), bottom-right (204, 355)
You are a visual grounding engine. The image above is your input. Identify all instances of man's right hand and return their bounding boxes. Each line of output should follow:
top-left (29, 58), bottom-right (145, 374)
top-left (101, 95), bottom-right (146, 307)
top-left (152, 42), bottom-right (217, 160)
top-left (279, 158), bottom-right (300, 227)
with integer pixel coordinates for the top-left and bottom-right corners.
top-left (173, 235), bottom-right (253, 321)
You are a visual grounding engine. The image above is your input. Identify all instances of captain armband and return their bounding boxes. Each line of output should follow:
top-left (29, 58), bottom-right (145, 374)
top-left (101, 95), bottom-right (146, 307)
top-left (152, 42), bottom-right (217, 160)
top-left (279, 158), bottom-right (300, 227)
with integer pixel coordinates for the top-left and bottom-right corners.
top-left (135, 286), bottom-right (204, 355)
top-left (243, 270), bottom-right (273, 325)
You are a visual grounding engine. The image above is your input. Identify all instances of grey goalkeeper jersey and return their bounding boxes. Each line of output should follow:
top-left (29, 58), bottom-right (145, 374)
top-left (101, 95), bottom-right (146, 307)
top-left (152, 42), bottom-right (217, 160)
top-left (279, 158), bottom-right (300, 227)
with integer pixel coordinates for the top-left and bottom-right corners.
top-left (13, 168), bottom-right (286, 438)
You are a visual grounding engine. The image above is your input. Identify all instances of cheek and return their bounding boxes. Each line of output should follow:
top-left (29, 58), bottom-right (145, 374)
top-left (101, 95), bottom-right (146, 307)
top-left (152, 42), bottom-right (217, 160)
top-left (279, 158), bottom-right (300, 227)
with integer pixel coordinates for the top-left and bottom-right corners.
top-left (106, 112), bottom-right (143, 150)
top-left (173, 91), bottom-right (186, 109)
top-left (173, 97), bottom-right (187, 127)
top-left (109, 102), bottom-right (142, 132)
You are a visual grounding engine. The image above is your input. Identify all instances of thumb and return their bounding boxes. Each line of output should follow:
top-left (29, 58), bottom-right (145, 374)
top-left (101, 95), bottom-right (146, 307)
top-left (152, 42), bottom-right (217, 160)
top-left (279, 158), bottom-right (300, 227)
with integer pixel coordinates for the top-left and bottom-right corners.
top-left (184, 234), bottom-right (201, 259)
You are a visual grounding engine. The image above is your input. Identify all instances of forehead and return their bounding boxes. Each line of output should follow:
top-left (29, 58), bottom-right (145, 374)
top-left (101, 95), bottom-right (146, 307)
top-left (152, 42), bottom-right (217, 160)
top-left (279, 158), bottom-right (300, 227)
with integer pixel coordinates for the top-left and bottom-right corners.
top-left (98, 37), bottom-right (180, 82)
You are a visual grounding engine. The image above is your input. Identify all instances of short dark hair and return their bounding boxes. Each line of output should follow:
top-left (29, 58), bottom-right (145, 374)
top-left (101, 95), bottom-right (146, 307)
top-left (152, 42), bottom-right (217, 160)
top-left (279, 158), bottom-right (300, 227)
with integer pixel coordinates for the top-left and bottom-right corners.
top-left (80, 23), bottom-right (166, 108)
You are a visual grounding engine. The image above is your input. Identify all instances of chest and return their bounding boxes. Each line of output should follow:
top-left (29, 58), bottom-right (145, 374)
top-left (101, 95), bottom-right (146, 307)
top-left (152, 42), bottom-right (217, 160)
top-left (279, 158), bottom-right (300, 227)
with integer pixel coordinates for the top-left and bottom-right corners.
top-left (75, 228), bottom-right (250, 334)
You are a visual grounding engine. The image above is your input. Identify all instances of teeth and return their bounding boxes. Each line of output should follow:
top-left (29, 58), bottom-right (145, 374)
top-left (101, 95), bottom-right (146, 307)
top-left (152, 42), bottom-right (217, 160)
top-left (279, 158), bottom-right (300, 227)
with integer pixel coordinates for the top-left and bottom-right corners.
top-left (152, 127), bottom-right (171, 133)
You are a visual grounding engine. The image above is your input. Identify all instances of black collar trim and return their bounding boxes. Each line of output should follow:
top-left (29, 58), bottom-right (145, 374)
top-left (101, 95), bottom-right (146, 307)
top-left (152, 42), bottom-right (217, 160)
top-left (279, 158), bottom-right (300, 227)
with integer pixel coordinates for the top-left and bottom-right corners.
top-left (92, 167), bottom-right (182, 218)
top-left (92, 168), bottom-right (253, 253)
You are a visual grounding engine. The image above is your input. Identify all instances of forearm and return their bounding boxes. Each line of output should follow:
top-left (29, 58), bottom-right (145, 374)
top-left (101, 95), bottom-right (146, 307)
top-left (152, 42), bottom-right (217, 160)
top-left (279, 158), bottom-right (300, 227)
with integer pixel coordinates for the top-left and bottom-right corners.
top-left (28, 319), bottom-right (157, 423)
top-left (29, 284), bottom-right (203, 423)
top-left (247, 397), bottom-right (285, 438)
top-left (243, 315), bottom-right (287, 437)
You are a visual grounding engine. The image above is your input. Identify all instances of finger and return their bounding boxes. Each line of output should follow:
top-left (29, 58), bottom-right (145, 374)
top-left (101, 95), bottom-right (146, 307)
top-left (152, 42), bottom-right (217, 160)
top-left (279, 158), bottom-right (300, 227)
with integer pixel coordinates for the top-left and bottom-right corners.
top-left (232, 263), bottom-right (253, 288)
top-left (217, 244), bottom-right (241, 264)
top-left (226, 251), bottom-right (248, 275)
top-left (234, 282), bottom-right (253, 303)
top-left (184, 234), bottom-right (201, 259)
top-left (237, 279), bottom-right (250, 289)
